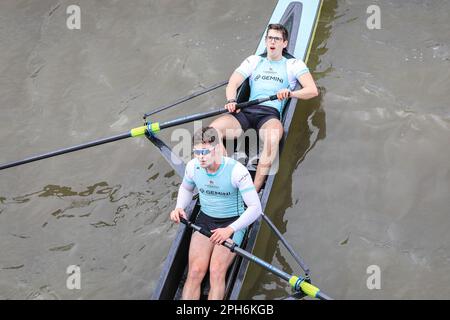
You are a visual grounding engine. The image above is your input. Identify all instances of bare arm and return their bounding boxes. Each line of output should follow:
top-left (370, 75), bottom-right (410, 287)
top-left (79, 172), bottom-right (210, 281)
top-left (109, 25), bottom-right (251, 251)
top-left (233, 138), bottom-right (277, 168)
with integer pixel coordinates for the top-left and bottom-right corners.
top-left (224, 71), bottom-right (246, 112)
top-left (226, 71), bottom-right (246, 101)
top-left (290, 72), bottom-right (319, 100)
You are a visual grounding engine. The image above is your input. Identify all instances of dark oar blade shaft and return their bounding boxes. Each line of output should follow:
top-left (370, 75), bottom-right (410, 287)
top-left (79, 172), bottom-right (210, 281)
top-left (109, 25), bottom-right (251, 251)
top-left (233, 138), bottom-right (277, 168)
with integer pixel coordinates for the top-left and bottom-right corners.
top-left (261, 213), bottom-right (310, 275)
top-left (143, 80), bottom-right (228, 118)
top-left (179, 217), bottom-right (331, 300)
top-left (0, 95), bottom-right (278, 171)
top-left (0, 131), bottom-right (132, 170)
top-left (316, 291), bottom-right (332, 301)
top-left (145, 133), bottom-right (186, 178)
top-left (230, 243), bottom-right (292, 283)
top-left (159, 108), bottom-right (226, 130)
top-left (157, 95), bottom-right (278, 131)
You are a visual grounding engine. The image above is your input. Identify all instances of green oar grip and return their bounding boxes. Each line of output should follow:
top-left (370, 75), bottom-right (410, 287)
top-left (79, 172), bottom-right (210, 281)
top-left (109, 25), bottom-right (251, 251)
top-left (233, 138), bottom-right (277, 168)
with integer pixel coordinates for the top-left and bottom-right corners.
top-left (290, 276), bottom-right (320, 298)
top-left (130, 126), bottom-right (147, 137)
top-left (148, 122), bottom-right (161, 134)
top-left (130, 122), bottom-right (161, 137)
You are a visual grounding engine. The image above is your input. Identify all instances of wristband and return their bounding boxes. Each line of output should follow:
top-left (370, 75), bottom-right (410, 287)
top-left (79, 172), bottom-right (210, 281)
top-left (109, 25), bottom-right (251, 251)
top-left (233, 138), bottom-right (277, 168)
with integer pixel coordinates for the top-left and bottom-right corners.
top-left (227, 99), bottom-right (236, 103)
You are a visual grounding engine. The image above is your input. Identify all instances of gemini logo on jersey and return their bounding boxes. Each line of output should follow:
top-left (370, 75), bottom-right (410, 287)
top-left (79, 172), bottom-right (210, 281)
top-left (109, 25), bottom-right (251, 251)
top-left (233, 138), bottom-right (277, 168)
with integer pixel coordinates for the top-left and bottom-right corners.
top-left (254, 74), bottom-right (284, 83)
top-left (199, 188), bottom-right (232, 196)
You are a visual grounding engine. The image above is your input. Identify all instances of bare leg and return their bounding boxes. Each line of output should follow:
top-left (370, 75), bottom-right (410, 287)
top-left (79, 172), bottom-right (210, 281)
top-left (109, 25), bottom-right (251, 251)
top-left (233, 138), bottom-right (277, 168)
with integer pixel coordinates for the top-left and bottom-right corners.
top-left (182, 231), bottom-right (215, 300)
top-left (208, 242), bottom-right (236, 300)
top-left (254, 119), bottom-right (284, 193)
top-left (209, 114), bottom-right (243, 156)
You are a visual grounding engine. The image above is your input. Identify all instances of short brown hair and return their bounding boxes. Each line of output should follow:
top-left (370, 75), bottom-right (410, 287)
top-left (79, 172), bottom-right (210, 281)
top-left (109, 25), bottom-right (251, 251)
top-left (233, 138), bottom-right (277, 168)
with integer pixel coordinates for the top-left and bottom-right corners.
top-left (266, 23), bottom-right (288, 41)
top-left (192, 127), bottom-right (219, 146)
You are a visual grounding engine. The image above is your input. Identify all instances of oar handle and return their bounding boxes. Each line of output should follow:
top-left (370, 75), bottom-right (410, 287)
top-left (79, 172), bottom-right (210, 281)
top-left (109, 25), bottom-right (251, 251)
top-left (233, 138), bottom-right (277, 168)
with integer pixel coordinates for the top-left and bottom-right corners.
top-left (180, 217), bottom-right (235, 252)
top-left (0, 95), bottom-right (279, 171)
top-left (179, 216), bottom-right (332, 300)
top-left (180, 217), bottom-right (212, 238)
top-left (154, 95), bottom-right (279, 133)
top-left (235, 94), bottom-right (278, 110)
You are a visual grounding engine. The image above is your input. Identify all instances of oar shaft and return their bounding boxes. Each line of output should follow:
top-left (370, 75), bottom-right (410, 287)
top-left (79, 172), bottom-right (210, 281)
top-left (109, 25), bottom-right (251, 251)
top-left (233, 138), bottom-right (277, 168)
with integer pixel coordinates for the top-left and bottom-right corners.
top-left (143, 80), bottom-right (228, 118)
top-left (158, 109), bottom-right (227, 130)
top-left (316, 291), bottom-right (332, 301)
top-left (0, 131), bottom-right (132, 171)
top-left (231, 242), bottom-right (292, 283)
top-left (157, 95), bottom-right (278, 131)
top-left (0, 95), bottom-right (277, 171)
top-left (180, 217), bottom-right (330, 300)
top-left (261, 213), bottom-right (310, 276)
top-left (184, 218), bottom-right (291, 281)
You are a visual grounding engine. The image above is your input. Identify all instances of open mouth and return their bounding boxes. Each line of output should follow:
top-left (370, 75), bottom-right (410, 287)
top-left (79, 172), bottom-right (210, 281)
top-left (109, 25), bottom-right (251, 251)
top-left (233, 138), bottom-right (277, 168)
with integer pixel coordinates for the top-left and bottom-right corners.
top-left (269, 46), bottom-right (276, 50)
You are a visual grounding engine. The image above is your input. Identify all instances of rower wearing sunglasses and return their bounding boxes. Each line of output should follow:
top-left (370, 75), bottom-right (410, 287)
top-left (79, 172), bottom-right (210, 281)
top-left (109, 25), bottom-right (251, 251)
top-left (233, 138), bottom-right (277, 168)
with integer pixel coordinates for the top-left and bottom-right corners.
top-left (170, 126), bottom-right (262, 300)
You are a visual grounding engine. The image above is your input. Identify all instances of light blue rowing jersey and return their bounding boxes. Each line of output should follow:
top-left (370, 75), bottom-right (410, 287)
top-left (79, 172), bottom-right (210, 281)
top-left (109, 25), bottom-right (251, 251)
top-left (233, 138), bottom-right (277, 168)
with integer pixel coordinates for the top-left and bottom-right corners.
top-left (236, 55), bottom-right (309, 114)
top-left (183, 157), bottom-right (255, 218)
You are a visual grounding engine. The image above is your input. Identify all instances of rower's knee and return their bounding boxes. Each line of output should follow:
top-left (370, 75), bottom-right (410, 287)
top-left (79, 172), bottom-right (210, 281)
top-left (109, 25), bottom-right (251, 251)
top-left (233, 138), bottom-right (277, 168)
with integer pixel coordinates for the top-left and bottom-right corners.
top-left (267, 133), bottom-right (282, 146)
top-left (209, 120), bottom-right (225, 136)
top-left (260, 127), bottom-right (283, 144)
top-left (210, 116), bottom-right (243, 139)
top-left (187, 264), bottom-right (208, 284)
top-left (208, 123), bottom-right (227, 145)
top-left (209, 263), bottom-right (227, 284)
top-left (209, 122), bottom-right (221, 134)
top-left (262, 134), bottom-right (281, 155)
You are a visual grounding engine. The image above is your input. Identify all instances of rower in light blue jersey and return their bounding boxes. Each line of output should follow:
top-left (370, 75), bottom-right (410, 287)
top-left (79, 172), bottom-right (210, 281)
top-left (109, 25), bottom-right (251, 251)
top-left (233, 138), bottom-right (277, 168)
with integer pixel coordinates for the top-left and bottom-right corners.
top-left (236, 54), bottom-right (310, 114)
top-left (170, 127), bottom-right (262, 300)
top-left (183, 156), bottom-right (255, 219)
top-left (210, 24), bottom-right (319, 194)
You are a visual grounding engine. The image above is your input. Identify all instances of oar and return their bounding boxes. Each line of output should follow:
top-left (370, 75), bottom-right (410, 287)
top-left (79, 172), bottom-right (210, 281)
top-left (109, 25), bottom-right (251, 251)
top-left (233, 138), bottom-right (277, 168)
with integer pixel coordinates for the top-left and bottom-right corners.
top-left (179, 217), bottom-right (332, 300)
top-left (143, 80), bottom-right (228, 119)
top-left (261, 213), bottom-right (311, 277)
top-left (0, 95), bottom-right (277, 171)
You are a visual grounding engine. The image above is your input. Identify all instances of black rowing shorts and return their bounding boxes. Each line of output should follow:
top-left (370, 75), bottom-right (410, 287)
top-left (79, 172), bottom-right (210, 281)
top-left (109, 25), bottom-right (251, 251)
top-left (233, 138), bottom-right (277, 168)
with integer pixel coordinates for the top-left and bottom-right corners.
top-left (195, 211), bottom-right (246, 246)
top-left (231, 105), bottom-right (280, 132)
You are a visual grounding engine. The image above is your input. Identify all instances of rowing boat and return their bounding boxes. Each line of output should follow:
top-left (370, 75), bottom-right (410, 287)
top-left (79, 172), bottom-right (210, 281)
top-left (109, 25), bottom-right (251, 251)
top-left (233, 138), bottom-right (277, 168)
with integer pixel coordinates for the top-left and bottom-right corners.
top-left (0, 0), bottom-right (325, 300)
top-left (150, 0), bottom-right (323, 300)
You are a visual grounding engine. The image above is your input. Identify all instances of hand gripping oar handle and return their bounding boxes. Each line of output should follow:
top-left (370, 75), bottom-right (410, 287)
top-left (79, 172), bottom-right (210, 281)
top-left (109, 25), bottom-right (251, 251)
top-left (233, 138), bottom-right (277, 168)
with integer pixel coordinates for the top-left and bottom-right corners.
top-left (151, 95), bottom-right (278, 133)
top-left (235, 95), bottom-right (278, 110)
top-left (181, 217), bottom-right (213, 238)
top-left (180, 218), bottom-right (241, 255)
top-left (179, 217), bottom-right (332, 300)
